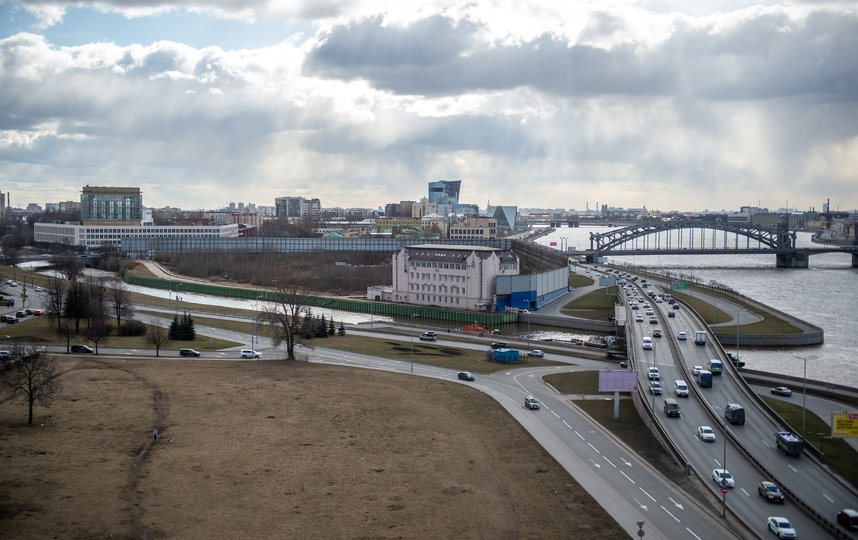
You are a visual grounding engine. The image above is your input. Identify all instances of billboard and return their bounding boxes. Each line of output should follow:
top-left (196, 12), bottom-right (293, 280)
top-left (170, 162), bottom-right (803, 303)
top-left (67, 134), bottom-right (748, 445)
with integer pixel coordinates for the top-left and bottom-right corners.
top-left (598, 370), bottom-right (638, 392)
top-left (832, 412), bottom-right (858, 437)
top-left (599, 277), bottom-right (617, 287)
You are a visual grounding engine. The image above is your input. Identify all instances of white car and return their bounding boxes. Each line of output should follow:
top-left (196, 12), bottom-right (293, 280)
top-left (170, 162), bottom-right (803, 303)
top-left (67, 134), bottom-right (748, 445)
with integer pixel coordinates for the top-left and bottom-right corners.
top-left (698, 426), bottom-right (716, 442)
top-left (767, 517), bottom-right (797, 539)
top-left (527, 349), bottom-right (544, 358)
top-left (635, 315), bottom-right (644, 322)
top-left (647, 366), bottom-right (660, 380)
top-left (677, 331), bottom-right (687, 340)
top-left (642, 337), bottom-right (653, 350)
top-left (240, 349), bottom-right (262, 359)
top-left (691, 365), bottom-right (703, 376)
top-left (713, 468), bottom-right (734, 488)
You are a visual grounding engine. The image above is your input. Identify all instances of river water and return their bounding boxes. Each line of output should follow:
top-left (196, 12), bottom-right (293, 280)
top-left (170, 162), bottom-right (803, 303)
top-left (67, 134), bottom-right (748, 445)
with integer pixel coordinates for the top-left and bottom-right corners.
top-left (535, 227), bottom-right (858, 387)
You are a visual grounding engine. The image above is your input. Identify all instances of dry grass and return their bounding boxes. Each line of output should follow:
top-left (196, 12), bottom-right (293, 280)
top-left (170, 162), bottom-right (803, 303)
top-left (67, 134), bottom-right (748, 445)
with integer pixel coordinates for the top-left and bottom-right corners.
top-left (0, 357), bottom-right (626, 539)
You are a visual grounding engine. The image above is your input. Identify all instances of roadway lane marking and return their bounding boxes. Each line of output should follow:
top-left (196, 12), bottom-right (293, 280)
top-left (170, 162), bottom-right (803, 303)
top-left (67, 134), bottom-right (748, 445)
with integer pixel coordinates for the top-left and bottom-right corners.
top-left (574, 430), bottom-right (585, 441)
top-left (661, 505), bottom-right (680, 523)
top-left (714, 458), bottom-right (722, 467)
top-left (639, 488), bottom-right (655, 503)
top-left (621, 457), bottom-right (632, 467)
top-left (603, 456), bottom-right (616, 468)
top-left (562, 420), bottom-right (573, 430)
top-left (788, 465), bottom-right (798, 473)
top-left (551, 410), bottom-right (560, 418)
top-left (686, 527), bottom-right (703, 540)
top-left (668, 497), bottom-right (684, 510)
top-left (763, 440), bottom-right (771, 448)
top-left (620, 471), bottom-right (635, 484)
top-left (740, 488), bottom-right (749, 497)
top-left (590, 459), bottom-right (601, 469)
top-left (587, 442), bottom-right (600, 454)
top-left (633, 498), bottom-right (648, 511)
top-left (823, 493), bottom-right (834, 503)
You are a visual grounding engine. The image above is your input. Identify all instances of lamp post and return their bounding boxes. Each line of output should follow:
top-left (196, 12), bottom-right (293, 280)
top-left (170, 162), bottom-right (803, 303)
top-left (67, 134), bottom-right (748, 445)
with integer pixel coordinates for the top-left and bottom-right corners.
top-left (795, 354), bottom-right (816, 444)
top-left (734, 308), bottom-right (746, 364)
top-left (254, 295), bottom-right (261, 352)
top-left (410, 314), bottom-right (418, 373)
top-left (713, 406), bottom-right (728, 517)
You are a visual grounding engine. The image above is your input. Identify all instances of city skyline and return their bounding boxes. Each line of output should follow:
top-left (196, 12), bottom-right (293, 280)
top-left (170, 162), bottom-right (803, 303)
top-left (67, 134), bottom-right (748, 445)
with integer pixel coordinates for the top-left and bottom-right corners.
top-left (1, 1), bottom-right (857, 212)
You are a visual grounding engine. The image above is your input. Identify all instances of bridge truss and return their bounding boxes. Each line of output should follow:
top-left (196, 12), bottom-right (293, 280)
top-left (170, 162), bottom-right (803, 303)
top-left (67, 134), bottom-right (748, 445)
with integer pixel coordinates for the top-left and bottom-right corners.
top-left (589, 221), bottom-right (796, 254)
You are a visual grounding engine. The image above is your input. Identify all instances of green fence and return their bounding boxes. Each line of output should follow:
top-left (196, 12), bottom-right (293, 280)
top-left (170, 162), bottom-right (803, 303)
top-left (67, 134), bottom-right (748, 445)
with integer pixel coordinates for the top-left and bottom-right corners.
top-left (124, 272), bottom-right (518, 326)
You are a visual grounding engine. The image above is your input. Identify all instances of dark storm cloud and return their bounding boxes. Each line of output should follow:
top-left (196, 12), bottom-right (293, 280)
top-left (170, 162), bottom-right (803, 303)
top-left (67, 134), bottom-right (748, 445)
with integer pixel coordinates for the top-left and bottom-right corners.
top-left (305, 11), bottom-right (858, 101)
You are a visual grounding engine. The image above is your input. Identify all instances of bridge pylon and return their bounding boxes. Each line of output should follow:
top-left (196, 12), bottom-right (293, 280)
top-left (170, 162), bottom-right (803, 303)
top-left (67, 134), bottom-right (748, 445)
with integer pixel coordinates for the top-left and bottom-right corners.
top-left (776, 250), bottom-right (809, 268)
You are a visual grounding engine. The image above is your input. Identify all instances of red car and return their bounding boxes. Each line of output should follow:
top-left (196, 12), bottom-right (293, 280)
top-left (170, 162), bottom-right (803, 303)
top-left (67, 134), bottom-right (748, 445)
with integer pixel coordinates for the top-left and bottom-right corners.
top-left (652, 329), bottom-right (663, 337)
top-left (33, 309), bottom-right (44, 316)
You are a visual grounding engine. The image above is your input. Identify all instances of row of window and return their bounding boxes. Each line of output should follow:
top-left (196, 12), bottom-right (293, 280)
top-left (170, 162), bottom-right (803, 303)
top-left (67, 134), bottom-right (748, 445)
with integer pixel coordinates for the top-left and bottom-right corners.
top-left (414, 294), bottom-right (460, 304)
top-left (411, 261), bottom-right (468, 269)
top-left (411, 272), bottom-right (465, 282)
top-left (410, 284), bottom-right (462, 294)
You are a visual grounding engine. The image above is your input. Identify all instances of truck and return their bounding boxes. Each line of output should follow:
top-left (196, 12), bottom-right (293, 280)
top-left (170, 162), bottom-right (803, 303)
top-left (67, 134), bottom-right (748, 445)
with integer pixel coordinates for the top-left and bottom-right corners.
top-left (696, 369), bottom-right (713, 387)
top-left (486, 348), bottom-right (520, 364)
top-left (694, 331), bottom-right (707, 345)
top-left (724, 403), bottom-right (745, 425)
top-left (707, 358), bottom-right (723, 375)
top-left (775, 431), bottom-right (803, 456)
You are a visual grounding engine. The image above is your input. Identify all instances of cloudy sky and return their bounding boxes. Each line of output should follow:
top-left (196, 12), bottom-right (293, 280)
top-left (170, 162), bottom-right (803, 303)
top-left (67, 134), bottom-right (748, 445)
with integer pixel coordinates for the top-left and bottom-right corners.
top-left (1, 1), bottom-right (856, 213)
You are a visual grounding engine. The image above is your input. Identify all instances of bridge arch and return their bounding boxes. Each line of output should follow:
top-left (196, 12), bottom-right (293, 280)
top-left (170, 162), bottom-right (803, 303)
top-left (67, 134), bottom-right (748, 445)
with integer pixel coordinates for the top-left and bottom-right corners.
top-left (589, 220), bottom-right (796, 253)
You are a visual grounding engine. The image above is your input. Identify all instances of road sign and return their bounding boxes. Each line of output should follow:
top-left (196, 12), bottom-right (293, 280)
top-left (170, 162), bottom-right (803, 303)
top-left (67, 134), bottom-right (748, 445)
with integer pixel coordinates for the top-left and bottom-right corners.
top-left (832, 412), bottom-right (858, 437)
top-left (670, 280), bottom-right (688, 290)
top-left (721, 487), bottom-right (728, 494)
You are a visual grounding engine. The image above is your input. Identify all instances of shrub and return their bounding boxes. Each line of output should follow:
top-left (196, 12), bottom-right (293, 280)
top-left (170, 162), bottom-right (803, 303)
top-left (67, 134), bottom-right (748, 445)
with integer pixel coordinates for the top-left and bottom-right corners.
top-left (119, 319), bottom-right (147, 336)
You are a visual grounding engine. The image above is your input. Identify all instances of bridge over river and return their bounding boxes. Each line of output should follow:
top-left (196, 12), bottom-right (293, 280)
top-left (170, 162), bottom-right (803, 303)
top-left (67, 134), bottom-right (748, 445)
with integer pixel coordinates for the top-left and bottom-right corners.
top-left (578, 220), bottom-right (858, 268)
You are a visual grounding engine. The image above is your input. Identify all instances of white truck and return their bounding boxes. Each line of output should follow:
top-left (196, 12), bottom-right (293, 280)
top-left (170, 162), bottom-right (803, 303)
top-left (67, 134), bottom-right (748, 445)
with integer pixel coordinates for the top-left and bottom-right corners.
top-left (694, 331), bottom-right (707, 345)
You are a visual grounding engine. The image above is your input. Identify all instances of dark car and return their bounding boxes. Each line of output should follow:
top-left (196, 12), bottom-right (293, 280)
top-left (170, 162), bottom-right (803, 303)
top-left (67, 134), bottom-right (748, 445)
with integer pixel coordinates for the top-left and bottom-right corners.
top-left (15, 311), bottom-right (26, 318)
top-left (524, 396), bottom-right (540, 410)
top-left (70, 344), bottom-right (94, 353)
top-left (667, 311), bottom-right (676, 317)
top-left (758, 481), bottom-right (785, 503)
top-left (837, 509), bottom-right (858, 529)
top-left (3, 315), bottom-right (17, 324)
top-left (457, 371), bottom-right (475, 381)
top-left (179, 349), bottom-right (201, 357)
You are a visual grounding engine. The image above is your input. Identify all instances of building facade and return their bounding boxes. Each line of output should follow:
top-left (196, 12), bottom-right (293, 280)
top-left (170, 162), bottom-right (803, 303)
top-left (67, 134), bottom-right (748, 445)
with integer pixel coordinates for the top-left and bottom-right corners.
top-left (382, 244), bottom-right (519, 311)
top-left (80, 186), bottom-right (143, 225)
top-left (275, 196), bottom-right (321, 219)
top-left (448, 216), bottom-right (497, 239)
top-left (428, 180), bottom-right (461, 204)
top-left (34, 222), bottom-right (239, 248)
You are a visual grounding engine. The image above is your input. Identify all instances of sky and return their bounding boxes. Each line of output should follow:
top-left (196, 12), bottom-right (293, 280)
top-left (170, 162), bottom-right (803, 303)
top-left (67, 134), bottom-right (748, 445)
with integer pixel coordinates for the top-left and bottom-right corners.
top-left (1, 1), bottom-right (857, 213)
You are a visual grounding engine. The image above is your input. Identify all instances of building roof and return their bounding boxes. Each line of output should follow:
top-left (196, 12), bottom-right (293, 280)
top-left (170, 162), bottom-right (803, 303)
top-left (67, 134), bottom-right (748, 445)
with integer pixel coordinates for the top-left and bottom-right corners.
top-left (405, 244), bottom-right (517, 263)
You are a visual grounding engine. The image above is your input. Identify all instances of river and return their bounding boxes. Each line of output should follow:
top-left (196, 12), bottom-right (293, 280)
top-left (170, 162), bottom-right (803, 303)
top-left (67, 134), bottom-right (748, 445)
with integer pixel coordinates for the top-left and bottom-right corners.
top-left (535, 227), bottom-right (858, 388)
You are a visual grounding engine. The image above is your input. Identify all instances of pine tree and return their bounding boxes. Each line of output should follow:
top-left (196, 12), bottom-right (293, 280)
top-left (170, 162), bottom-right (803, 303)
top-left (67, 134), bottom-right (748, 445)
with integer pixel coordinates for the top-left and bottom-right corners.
top-left (169, 315), bottom-right (181, 340)
top-left (328, 319), bottom-right (336, 335)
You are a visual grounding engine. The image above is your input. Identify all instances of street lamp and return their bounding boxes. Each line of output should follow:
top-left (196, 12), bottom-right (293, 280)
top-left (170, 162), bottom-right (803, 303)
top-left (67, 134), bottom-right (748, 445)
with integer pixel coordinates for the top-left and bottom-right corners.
top-left (734, 308), bottom-right (746, 365)
top-left (410, 314), bottom-right (418, 373)
top-left (712, 406), bottom-right (729, 517)
top-left (795, 354), bottom-right (817, 444)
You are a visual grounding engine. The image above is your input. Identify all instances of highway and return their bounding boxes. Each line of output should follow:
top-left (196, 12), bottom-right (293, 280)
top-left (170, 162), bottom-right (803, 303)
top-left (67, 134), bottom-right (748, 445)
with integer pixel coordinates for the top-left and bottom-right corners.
top-left (625, 282), bottom-right (858, 539)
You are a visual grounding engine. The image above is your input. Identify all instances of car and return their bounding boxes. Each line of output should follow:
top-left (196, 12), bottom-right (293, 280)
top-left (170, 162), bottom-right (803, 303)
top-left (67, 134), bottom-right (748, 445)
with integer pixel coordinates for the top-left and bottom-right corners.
top-left (668, 298), bottom-right (675, 304)
top-left (2, 315), bottom-right (17, 324)
top-left (631, 304), bottom-right (639, 310)
top-left (713, 468), bottom-right (734, 488)
top-left (767, 516), bottom-right (797, 539)
top-left (691, 365), bottom-right (703, 376)
top-left (635, 315), bottom-right (644, 322)
top-left (457, 371), bottom-right (475, 381)
top-left (672, 303), bottom-right (680, 309)
top-left (771, 387), bottom-right (793, 397)
top-left (524, 395), bottom-right (540, 409)
top-left (667, 311), bottom-right (676, 317)
top-left (15, 311), bottom-right (26, 318)
top-left (70, 344), bottom-right (93, 353)
top-left (677, 331), bottom-right (687, 340)
top-left (527, 349), bottom-right (544, 358)
top-left (698, 426), bottom-right (716, 442)
top-left (652, 329), bottom-right (663, 338)
top-left (179, 349), bottom-right (201, 357)
top-left (647, 366), bottom-right (660, 380)
top-left (490, 342), bottom-right (509, 350)
top-left (642, 337), bottom-right (653, 350)
top-left (619, 360), bottom-right (629, 369)
top-left (7, 281), bottom-right (16, 287)
top-left (419, 331), bottom-right (437, 341)
top-left (645, 309), bottom-right (654, 316)
top-left (32, 309), bottom-right (44, 316)
top-left (758, 481), bottom-right (785, 503)
top-left (649, 381), bottom-right (662, 395)
top-left (24, 309), bottom-right (33, 315)
top-left (649, 317), bottom-right (658, 324)
top-left (837, 508), bottom-right (858, 529)
top-left (0, 350), bottom-right (10, 360)
top-left (240, 349), bottom-right (261, 358)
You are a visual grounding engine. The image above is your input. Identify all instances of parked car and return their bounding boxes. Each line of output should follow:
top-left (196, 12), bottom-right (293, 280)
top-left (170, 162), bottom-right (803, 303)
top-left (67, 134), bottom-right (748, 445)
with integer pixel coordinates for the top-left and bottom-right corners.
top-left (771, 387), bottom-right (793, 397)
top-left (698, 426), bottom-right (716, 442)
top-left (70, 344), bottom-right (93, 353)
top-left (3, 315), bottom-right (17, 324)
top-left (767, 517), bottom-right (797, 539)
top-left (240, 349), bottom-right (261, 358)
top-left (837, 508), bottom-right (858, 529)
top-left (179, 349), bottom-right (201, 357)
top-left (32, 309), bottom-right (44, 316)
top-left (457, 371), bottom-right (475, 381)
top-left (527, 349), bottom-right (544, 358)
top-left (15, 311), bottom-right (26, 318)
top-left (524, 395), bottom-right (540, 410)
top-left (758, 481), bottom-right (785, 503)
top-left (649, 381), bottom-right (662, 395)
top-left (713, 469), bottom-right (734, 488)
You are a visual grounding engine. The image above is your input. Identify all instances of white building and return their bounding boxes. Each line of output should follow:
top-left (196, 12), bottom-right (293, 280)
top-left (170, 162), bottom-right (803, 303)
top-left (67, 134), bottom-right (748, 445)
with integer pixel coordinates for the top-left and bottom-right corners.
top-left (34, 222), bottom-right (240, 248)
top-left (369, 244), bottom-right (519, 311)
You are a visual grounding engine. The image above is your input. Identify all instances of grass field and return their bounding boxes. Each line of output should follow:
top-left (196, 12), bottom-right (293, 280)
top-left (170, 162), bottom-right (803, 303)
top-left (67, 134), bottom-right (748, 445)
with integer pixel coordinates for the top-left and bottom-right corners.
top-left (569, 273), bottom-right (594, 287)
top-left (559, 286), bottom-right (618, 320)
top-left (671, 290), bottom-right (802, 335)
top-left (0, 357), bottom-right (627, 539)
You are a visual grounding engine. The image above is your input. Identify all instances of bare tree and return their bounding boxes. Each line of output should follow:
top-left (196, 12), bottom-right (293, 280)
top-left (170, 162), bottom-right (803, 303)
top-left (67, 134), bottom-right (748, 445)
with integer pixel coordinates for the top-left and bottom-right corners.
top-left (145, 320), bottom-right (169, 357)
top-left (52, 251), bottom-right (83, 282)
top-left (64, 280), bottom-right (88, 333)
top-left (47, 275), bottom-right (67, 331)
top-left (4, 247), bottom-right (19, 280)
top-left (0, 346), bottom-right (62, 425)
top-left (109, 279), bottom-right (132, 327)
top-left (263, 280), bottom-right (310, 360)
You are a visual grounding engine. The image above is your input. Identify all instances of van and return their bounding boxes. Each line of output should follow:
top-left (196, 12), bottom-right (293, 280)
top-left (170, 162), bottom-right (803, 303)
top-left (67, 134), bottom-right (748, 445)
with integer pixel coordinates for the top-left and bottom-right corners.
top-left (419, 331), bottom-right (437, 341)
top-left (674, 380), bottom-right (689, 397)
top-left (775, 431), bottom-right (803, 456)
top-left (663, 398), bottom-right (681, 417)
top-left (708, 359), bottom-right (723, 375)
top-left (724, 403), bottom-right (745, 425)
top-left (697, 369), bottom-right (713, 387)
